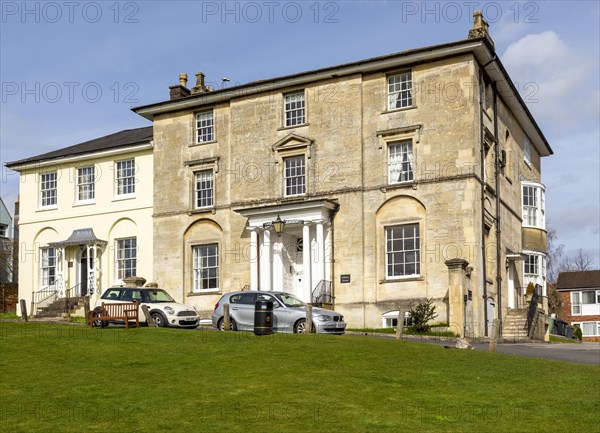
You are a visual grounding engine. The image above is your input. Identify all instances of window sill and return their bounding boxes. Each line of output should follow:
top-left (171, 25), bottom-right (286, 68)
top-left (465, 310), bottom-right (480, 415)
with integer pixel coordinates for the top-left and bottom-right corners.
top-left (187, 290), bottom-right (221, 296)
top-left (381, 181), bottom-right (415, 192)
top-left (188, 207), bottom-right (216, 216)
top-left (278, 123), bottom-right (309, 131)
top-left (113, 194), bottom-right (136, 202)
top-left (281, 195), bottom-right (307, 203)
top-left (379, 276), bottom-right (424, 284)
top-left (37, 206), bottom-right (58, 212)
top-left (190, 140), bottom-right (217, 148)
top-left (73, 200), bottom-right (96, 207)
top-left (382, 105), bottom-right (417, 115)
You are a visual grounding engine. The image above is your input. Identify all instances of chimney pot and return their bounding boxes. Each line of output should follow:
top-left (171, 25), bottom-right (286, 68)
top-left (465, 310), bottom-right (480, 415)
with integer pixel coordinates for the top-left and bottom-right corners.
top-left (468, 10), bottom-right (494, 48)
top-left (179, 73), bottom-right (188, 87)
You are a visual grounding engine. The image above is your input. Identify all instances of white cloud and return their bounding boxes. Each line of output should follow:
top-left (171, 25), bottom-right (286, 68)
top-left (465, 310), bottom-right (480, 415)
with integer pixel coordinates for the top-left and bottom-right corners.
top-left (501, 31), bottom-right (598, 131)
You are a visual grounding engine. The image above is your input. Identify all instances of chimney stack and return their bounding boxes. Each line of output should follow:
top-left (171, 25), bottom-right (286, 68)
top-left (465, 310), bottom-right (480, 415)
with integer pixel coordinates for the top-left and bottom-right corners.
top-left (468, 10), bottom-right (494, 48)
top-left (169, 72), bottom-right (191, 100)
top-left (191, 72), bottom-right (210, 94)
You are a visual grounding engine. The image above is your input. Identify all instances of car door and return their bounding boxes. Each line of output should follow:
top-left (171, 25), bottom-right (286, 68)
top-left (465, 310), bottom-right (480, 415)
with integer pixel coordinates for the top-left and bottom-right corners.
top-left (230, 292), bottom-right (256, 331)
top-left (269, 294), bottom-right (297, 333)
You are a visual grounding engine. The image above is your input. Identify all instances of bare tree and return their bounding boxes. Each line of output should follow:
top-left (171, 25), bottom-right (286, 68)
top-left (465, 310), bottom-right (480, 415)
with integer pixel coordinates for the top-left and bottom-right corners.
top-left (560, 248), bottom-right (596, 273)
top-left (0, 239), bottom-right (17, 283)
top-left (545, 225), bottom-right (564, 284)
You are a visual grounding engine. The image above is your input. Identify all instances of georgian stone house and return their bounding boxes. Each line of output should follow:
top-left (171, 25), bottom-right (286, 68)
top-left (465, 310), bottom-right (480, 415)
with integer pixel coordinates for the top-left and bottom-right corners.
top-left (131, 13), bottom-right (552, 336)
top-left (6, 128), bottom-right (154, 315)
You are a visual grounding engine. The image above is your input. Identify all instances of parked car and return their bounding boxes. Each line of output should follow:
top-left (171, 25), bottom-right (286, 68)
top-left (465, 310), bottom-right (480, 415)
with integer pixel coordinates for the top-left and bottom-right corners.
top-left (92, 287), bottom-right (199, 328)
top-left (211, 291), bottom-right (346, 334)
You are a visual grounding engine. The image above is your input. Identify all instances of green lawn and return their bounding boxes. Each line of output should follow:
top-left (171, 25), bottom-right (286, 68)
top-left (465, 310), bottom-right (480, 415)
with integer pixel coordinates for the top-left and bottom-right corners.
top-left (1, 322), bottom-right (599, 433)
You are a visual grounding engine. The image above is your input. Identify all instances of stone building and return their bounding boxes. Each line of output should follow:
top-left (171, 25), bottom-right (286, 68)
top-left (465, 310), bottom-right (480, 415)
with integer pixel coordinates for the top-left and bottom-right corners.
top-left (132, 14), bottom-right (552, 335)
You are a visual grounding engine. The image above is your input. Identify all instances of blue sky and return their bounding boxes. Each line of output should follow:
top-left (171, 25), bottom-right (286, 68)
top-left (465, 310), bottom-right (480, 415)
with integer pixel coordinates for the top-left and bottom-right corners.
top-left (1, 1), bottom-right (599, 264)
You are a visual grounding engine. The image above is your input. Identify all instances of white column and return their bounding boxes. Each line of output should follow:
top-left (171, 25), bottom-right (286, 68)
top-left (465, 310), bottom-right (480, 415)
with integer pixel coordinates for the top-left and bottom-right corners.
top-left (303, 222), bottom-right (311, 303)
top-left (58, 247), bottom-right (66, 297)
top-left (507, 264), bottom-right (515, 309)
top-left (250, 228), bottom-right (258, 291)
top-left (315, 220), bottom-right (325, 285)
top-left (261, 229), bottom-right (272, 291)
top-left (324, 222), bottom-right (332, 283)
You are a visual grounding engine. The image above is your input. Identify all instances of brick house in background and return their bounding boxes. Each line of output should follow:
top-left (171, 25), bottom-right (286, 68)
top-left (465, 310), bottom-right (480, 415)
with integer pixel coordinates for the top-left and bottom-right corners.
top-left (557, 270), bottom-right (600, 341)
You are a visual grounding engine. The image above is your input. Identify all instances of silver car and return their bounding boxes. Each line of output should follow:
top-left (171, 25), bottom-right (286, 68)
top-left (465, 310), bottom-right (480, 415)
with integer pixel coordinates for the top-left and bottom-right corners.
top-left (211, 291), bottom-right (346, 334)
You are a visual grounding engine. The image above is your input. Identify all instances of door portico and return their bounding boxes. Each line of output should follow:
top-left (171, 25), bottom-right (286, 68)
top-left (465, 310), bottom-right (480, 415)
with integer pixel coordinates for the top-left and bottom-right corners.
top-left (238, 200), bottom-right (337, 303)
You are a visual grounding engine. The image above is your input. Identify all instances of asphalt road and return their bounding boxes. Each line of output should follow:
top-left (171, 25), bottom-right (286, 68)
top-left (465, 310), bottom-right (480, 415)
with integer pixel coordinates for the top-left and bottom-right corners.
top-left (472, 341), bottom-right (600, 365)
top-left (429, 340), bottom-right (600, 365)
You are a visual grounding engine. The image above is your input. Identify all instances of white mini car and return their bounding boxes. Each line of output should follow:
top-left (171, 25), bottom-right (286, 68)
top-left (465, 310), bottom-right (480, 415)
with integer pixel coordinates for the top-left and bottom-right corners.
top-left (93, 287), bottom-right (199, 328)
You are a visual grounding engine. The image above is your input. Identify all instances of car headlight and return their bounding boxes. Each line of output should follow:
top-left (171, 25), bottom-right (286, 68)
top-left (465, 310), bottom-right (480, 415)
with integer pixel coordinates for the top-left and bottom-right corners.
top-left (314, 314), bottom-right (332, 322)
top-left (164, 307), bottom-right (175, 315)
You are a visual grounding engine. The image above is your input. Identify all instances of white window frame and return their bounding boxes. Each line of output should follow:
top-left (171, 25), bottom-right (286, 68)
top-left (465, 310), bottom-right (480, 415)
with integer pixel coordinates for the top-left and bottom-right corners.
top-left (115, 238), bottom-right (137, 282)
top-left (573, 321), bottom-right (600, 337)
top-left (283, 155), bottom-right (306, 197)
top-left (195, 170), bottom-right (214, 209)
top-left (115, 159), bottom-right (136, 197)
top-left (0, 224), bottom-right (7, 238)
top-left (387, 71), bottom-right (413, 111)
top-left (284, 91), bottom-right (305, 127)
top-left (196, 110), bottom-right (214, 143)
top-left (193, 244), bottom-right (219, 292)
top-left (524, 254), bottom-right (539, 277)
top-left (382, 310), bottom-right (411, 328)
top-left (76, 166), bottom-right (95, 202)
top-left (41, 247), bottom-right (57, 288)
top-left (522, 181), bottom-right (545, 229)
top-left (571, 292), bottom-right (582, 316)
top-left (385, 223), bottom-right (420, 279)
top-left (40, 172), bottom-right (57, 208)
top-left (388, 140), bottom-right (414, 184)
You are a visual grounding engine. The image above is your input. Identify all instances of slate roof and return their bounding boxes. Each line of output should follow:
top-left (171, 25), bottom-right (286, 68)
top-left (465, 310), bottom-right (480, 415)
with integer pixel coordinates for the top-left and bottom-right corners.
top-left (49, 228), bottom-right (107, 247)
top-left (5, 126), bottom-right (152, 168)
top-left (556, 270), bottom-right (600, 290)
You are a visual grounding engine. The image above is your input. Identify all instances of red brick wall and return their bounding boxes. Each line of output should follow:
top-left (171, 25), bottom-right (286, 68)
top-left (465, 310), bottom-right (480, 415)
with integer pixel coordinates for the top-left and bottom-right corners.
top-left (559, 290), bottom-right (600, 341)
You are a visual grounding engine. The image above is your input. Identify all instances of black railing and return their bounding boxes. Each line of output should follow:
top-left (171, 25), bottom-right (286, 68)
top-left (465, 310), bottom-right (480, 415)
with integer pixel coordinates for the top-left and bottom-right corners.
top-left (312, 280), bottom-right (333, 304)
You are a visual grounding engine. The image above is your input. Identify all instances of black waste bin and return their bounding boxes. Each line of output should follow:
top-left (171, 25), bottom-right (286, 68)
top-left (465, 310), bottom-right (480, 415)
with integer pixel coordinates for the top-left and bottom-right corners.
top-left (254, 300), bottom-right (273, 336)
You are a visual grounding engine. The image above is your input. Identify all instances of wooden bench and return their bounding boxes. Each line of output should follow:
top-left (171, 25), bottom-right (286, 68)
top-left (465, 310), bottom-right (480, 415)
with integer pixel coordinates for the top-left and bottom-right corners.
top-left (89, 302), bottom-right (140, 329)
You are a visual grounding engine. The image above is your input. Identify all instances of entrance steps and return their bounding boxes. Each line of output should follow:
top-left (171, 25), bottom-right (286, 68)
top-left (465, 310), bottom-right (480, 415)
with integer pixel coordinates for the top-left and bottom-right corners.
top-left (35, 297), bottom-right (86, 318)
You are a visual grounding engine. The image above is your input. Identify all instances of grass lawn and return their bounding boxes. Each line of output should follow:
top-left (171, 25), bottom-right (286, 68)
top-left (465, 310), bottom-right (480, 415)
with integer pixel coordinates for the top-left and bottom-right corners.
top-left (1, 322), bottom-right (599, 433)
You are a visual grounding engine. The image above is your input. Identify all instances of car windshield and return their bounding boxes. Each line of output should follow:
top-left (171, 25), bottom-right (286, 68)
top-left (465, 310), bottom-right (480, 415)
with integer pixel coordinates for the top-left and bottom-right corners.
top-left (144, 290), bottom-right (175, 303)
top-left (275, 293), bottom-right (306, 307)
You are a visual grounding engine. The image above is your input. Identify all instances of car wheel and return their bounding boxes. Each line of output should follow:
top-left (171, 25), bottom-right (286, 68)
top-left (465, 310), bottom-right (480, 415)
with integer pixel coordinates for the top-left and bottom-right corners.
top-left (294, 319), bottom-right (307, 334)
top-left (218, 317), bottom-right (237, 331)
top-left (151, 312), bottom-right (167, 328)
top-left (91, 311), bottom-right (105, 328)
top-left (294, 319), bottom-right (316, 334)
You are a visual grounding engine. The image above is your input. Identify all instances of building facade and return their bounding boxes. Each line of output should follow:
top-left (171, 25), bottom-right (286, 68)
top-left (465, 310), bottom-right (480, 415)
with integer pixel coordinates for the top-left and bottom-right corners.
top-left (557, 270), bottom-right (600, 341)
top-left (6, 128), bottom-right (154, 316)
top-left (132, 14), bottom-right (552, 336)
